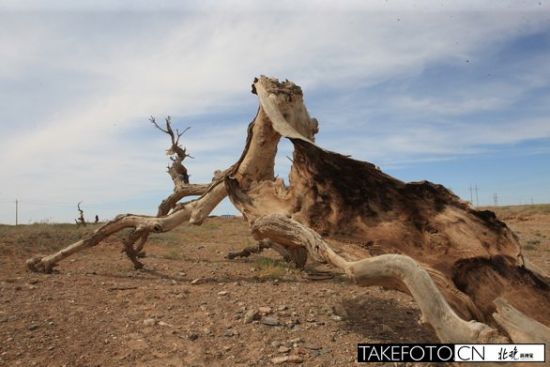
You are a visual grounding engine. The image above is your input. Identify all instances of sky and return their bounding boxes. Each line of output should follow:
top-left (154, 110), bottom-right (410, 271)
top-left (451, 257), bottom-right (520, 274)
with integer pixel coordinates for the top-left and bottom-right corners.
top-left (1, 0), bottom-right (549, 224)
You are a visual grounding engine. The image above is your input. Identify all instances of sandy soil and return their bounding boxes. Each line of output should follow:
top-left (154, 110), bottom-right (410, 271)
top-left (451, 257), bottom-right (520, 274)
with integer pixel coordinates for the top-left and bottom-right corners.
top-left (0, 205), bottom-right (548, 367)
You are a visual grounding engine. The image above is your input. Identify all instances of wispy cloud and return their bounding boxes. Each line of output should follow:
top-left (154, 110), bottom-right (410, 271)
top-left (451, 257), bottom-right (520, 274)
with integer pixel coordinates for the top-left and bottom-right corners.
top-left (1, 2), bottom-right (550, 222)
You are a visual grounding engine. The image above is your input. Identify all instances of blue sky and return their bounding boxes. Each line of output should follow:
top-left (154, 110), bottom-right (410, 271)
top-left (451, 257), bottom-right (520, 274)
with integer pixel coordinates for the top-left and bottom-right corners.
top-left (1, 1), bottom-right (549, 224)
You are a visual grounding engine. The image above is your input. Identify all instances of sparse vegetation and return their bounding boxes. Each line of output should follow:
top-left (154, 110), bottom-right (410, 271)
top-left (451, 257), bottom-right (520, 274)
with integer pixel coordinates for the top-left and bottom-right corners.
top-left (254, 256), bottom-right (295, 279)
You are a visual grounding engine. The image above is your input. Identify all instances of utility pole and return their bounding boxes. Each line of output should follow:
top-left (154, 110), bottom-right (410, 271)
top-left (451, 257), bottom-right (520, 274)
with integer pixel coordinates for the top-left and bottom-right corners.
top-left (15, 199), bottom-right (18, 226)
top-left (468, 185), bottom-right (473, 205)
top-left (493, 193), bottom-right (498, 207)
top-left (474, 185), bottom-right (479, 207)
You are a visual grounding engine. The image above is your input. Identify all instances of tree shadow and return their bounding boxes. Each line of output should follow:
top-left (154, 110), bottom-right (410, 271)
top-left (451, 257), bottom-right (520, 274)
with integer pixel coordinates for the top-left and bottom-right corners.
top-left (337, 293), bottom-right (438, 342)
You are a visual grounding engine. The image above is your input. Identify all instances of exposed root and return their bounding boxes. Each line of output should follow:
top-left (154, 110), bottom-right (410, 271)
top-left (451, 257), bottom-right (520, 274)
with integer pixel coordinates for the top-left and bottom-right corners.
top-left (226, 239), bottom-right (307, 268)
top-left (251, 214), bottom-right (508, 343)
top-left (226, 239), bottom-right (272, 259)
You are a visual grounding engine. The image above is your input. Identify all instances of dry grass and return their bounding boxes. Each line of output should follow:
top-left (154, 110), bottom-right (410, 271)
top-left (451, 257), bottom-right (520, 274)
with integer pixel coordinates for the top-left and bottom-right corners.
top-left (481, 203), bottom-right (550, 219)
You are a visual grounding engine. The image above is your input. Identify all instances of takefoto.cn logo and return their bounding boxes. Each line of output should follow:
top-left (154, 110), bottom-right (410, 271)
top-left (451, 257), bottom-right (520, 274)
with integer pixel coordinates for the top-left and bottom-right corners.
top-left (357, 343), bottom-right (546, 363)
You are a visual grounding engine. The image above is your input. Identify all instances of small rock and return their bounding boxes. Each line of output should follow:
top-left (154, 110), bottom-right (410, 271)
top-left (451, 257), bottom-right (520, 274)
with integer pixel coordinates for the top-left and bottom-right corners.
top-left (217, 291), bottom-right (229, 296)
top-left (271, 355), bottom-right (303, 364)
top-left (27, 324), bottom-right (39, 331)
top-left (258, 306), bottom-right (272, 315)
top-left (277, 346), bottom-right (290, 353)
top-left (188, 333), bottom-right (199, 341)
top-left (158, 321), bottom-right (171, 327)
top-left (271, 340), bottom-right (281, 348)
top-left (277, 305), bottom-right (288, 311)
top-left (190, 278), bottom-right (201, 285)
top-left (261, 316), bottom-right (279, 326)
top-left (304, 344), bottom-right (321, 350)
top-left (224, 329), bottom-right (236, 337)
top-left (143, 319), bottom-right (156, 326)
top-left (243, 309), bottom-right (260, 323)
top-left (331, 315), bottom-right (343, 321)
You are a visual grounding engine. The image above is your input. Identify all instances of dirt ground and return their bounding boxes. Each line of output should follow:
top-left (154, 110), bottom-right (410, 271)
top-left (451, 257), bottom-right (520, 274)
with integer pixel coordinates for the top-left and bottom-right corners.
top-left (0, 205), bottom-right (549, 367)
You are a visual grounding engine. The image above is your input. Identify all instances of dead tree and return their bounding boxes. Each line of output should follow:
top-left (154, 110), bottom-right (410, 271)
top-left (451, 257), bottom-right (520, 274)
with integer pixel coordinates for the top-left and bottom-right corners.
top-left (75, 201), bottom-right (86, 227)
top-left (27, 77), bottom-right (549, 345)
top-left (150, 116), bottom-right (211, 216)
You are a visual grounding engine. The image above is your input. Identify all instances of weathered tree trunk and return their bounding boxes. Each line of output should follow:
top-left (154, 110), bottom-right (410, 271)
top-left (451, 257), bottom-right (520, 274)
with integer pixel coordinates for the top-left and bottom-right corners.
top-left (224, 77), bottom-right (549, 342)
top-left (27, 76), bottom-right (549, 345)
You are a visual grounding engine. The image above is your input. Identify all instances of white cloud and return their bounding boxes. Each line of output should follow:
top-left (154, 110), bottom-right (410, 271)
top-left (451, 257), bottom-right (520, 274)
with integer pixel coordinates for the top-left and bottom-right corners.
top-left (1, 4), bottom-right (549, 222)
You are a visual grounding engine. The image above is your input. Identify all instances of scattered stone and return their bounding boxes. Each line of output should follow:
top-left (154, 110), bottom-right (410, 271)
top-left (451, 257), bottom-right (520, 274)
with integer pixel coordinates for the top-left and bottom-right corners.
top-left (258, 306), bottom-right (272, 315)
top-left (289, 337), bottom-right (303, 344)
top-left (243, 309), bottom-right (260, 324)
top-left (188, 333), bottom-right (199, 341)
top-left (224, 329), bottom-right (236, 337)
top-left (271, 341), bottom-right (281, 348)
top-left (158, 321), bottom-right (171, 327)
top-left (277, 305), bottom-right (288, 311)
top-left (304, 344), bottom-right (321, 350)
top-left (277, 346), bottom-right (290, 353)
top-left (190, 278), bottom-right (201, 285)
top-left (331, 315), bottom-right (343, 321)
top-left (27, 324), bottom-right (39, 331)
top-left (261, 316), bottom-right (279, 326)
top-left (271, 355), bottom-right (303, 364)
top-left (143, 318), bottom-right (156, 326)
top-left (217, 291), bottom-right (229, 296)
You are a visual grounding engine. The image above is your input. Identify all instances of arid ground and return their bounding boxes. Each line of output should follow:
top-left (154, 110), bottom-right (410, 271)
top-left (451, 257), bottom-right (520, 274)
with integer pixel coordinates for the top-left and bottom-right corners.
top-left (1, 204), bottom-right (549, 367)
